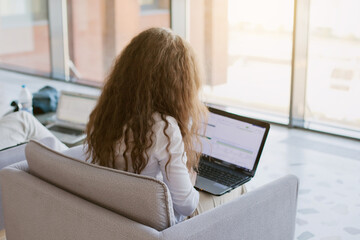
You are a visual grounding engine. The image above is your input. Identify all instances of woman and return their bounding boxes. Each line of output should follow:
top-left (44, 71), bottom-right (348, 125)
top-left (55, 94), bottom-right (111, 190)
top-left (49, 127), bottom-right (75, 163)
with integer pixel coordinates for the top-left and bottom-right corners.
top-left (85, 28), bottom-right (245, 222)
top-left (0, 111), bottom-right (67, 151)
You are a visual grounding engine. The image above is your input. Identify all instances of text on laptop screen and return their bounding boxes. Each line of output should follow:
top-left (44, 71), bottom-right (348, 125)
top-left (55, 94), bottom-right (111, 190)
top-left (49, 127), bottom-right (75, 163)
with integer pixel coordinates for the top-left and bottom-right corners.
top-left (57, 93), bottom-right (97, 125)
top-left (200, 112), bottom-right (266, 171)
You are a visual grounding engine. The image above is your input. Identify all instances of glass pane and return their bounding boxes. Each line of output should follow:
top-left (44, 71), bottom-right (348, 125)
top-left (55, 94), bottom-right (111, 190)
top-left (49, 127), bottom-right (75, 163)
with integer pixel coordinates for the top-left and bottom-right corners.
top-left (306, 0), bottom-right (360, 136)
top-left (67, 0), bottom-right (170, 85)
top-left (0, 0), bottom-right (51, 76)
top-left (189, 0), bottom-right (294, 123)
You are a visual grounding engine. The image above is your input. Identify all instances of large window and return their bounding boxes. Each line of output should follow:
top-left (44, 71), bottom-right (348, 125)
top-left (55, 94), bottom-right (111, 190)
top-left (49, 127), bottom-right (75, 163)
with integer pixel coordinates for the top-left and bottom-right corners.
top-left (66, 0), bottom-right (170, 85)
top-left (0, 0), bottom-right (51, 76)
top-left (0, 0), bottom-right (359, 138)
top-left (189, 0), bottom-right (294, 123)
top-left (305, 0), bottom-right (360, 136)
top-left (188, 0), bottom-right (359, 138)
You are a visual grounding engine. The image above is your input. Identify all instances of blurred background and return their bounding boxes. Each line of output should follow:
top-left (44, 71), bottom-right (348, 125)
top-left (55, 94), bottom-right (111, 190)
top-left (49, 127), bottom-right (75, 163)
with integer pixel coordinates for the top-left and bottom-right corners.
top-left (0, 0), bottom-right (359, 139)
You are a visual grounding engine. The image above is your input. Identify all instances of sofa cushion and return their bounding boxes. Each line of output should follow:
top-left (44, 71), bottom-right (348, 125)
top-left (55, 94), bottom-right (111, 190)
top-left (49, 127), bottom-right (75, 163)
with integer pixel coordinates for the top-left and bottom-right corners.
top-left (25, 140), bottom-right (175, 231)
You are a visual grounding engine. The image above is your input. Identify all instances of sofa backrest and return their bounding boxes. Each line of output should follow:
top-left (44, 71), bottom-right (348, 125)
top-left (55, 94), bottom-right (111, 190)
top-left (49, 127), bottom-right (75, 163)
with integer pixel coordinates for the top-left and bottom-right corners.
top-left (25, 140), bottom-right (175, 231)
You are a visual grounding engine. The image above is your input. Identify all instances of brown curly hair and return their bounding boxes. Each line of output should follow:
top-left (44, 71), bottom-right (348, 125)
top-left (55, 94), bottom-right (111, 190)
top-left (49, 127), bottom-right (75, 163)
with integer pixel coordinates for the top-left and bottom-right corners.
top-left (85, 27), bottom-right (208, 174)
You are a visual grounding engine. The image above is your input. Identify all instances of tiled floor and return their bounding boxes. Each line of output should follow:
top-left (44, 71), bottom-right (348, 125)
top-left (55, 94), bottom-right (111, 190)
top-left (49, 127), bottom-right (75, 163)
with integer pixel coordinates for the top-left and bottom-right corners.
top-left (1, 69), bottom-right (360, 239)
top-left (247, 124), bottom-right (360, 240)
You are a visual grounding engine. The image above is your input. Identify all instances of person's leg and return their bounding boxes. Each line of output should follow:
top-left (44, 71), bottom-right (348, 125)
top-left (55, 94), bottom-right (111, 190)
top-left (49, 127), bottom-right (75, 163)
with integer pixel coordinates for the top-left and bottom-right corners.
top-left (0, 111), bottom-right (67, 151)
top-left (190, 185), bottom-right (247, 217)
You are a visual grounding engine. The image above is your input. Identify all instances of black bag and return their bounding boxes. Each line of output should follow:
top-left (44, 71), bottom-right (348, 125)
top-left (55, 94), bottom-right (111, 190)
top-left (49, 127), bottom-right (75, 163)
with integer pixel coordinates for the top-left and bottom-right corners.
top-left (32, 86), bottom-right (59, 114)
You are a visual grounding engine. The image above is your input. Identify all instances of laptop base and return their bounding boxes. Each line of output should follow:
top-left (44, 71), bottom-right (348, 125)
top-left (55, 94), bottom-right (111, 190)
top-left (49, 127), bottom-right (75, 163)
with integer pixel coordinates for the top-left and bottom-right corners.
top-left (195, 175), bottom-right (251, 196)
top-left (195, 176), bottom-right (231, 196)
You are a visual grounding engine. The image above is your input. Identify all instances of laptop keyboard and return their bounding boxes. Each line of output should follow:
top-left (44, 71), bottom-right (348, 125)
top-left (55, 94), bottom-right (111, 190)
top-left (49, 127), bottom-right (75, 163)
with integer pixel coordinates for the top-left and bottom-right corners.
top-left (48, 125), bottom-right (83, 136)
top-left (198, 162), bottom-right (248, 187)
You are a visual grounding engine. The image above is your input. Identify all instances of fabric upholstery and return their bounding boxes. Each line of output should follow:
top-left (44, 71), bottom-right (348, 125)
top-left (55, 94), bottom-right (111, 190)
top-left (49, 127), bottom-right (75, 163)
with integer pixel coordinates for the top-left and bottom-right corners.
top-left (0, 139), bottom-right (299, 240)
top-left (0, 161), bottom-right (159, 240)
top-left (0, 143), bottom-right (26, 230)
top-left (0, 137), bottom-right (62, 230)
top-left (161, 174), bottom-right (299, 240)
top-left (25, 140), bottom-right (175, 231)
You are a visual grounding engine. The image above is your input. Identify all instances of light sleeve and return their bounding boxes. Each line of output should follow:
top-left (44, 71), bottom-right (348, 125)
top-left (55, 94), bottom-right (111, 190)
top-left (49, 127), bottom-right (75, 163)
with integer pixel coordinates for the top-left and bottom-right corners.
top-left (62, 144), bottom-right (87, 161)
top-left (152, 117), bottom-right (199, 218)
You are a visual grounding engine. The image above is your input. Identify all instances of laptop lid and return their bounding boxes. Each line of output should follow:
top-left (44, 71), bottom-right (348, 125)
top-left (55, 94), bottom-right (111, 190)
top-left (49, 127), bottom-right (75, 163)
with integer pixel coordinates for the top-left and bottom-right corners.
top-left (200, 107), bottom-right (270, 177)
top-left (56, 91), bottom-right (98, 128)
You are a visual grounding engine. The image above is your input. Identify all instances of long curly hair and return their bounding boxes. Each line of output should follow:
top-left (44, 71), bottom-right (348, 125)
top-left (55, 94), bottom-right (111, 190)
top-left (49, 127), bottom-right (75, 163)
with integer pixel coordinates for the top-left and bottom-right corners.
top-left (85, 27), bottom-right (208, 174)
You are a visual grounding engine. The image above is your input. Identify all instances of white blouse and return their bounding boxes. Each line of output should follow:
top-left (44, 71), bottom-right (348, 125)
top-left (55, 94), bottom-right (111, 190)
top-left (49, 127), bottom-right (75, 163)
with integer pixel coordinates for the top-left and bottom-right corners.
top-left (114, 113), bottom-right (199, 222)
top-left (63, 113), bottom-right (199, 223)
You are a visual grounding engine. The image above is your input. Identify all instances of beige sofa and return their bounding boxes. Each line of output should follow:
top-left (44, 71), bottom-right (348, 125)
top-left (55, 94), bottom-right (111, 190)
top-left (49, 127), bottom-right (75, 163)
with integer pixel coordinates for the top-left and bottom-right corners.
top-left (0, 140), bottom-right (299, 240)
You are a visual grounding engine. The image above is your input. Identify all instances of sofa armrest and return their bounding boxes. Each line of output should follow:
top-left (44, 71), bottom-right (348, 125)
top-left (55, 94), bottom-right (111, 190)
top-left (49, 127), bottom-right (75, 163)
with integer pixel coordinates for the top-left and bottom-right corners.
top-left (0, 143), bottom-right (27, 230)
top-left (161, 175), bottom-right (299, 240)
top-left (0, 143), bottom-right (27, 168)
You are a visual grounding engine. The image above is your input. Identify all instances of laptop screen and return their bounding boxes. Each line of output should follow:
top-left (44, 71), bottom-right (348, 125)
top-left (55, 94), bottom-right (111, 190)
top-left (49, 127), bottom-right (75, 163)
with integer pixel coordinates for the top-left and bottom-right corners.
top-left (199, 108), bottom-right (269, 173)
top-left (57, 92), bottom-right (98, 125)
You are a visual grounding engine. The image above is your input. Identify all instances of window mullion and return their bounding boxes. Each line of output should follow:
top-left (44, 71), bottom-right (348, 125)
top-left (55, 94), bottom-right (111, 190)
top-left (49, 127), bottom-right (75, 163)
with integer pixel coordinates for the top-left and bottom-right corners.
top-left (48, 0), bottom-right (70, 81)
top-left (171, 0), bottom-right (189, 40)
top-left (289, 0), bottom-right (311, 127)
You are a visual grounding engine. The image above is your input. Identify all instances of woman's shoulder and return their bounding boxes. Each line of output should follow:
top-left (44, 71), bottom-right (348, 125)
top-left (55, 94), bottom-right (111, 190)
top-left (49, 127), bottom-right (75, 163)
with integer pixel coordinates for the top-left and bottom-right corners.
top-left (152, 113), bottom-right (182, 141)
top-left (151, 113), bottom-right (185, 162)
top-left (153, 113), bottom-right (180, 131)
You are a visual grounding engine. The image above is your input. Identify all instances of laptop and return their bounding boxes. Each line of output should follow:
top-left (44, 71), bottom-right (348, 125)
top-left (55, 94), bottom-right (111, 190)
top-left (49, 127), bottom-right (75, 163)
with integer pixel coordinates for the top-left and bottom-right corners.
top-left (195, 107), bottom-right (270, 196)
top-left (47, 91), bottom-right (98, 145)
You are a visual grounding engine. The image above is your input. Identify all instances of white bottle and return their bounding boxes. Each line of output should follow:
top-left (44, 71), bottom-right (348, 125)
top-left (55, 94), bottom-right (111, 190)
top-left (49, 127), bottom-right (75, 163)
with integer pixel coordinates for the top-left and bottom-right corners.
top-left (19, 84), bottom-right (33, 114)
